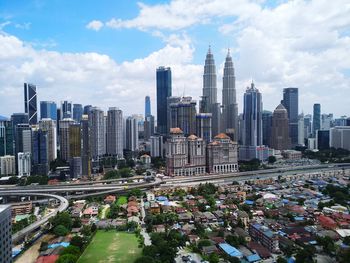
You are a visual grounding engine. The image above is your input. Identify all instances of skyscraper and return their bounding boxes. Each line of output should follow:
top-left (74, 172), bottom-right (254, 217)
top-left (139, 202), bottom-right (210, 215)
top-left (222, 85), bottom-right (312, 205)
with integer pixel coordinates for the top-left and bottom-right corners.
top-left (167, 96), bottom-right (181, 135)
top-left (40, 101), bottom-right (57, 120)
top-left (61, 101), bottom-right (72, 119)
top-left (89, 107), bottom-right (105, 159)
top-left (73, 104), bottom-right (83, 123)
top-left (83, 105), bottom-right (93, 115)
top-left (156, 66), bottom-right (172, 135)
top-left (169, 97), bottom-right (197, 137)
top-left (298, 113), bottom-right (305, 146)
top-left (126, 116), bottom-right (139, 151)
top-left (270, 104), bottom-right (291, 150)
top-left (202, 46), bottom-right (220, 137)
top-left (0, 205), bottom-right (12, 263)
top-left (242, 82), bottom-right (263, 146)
top-left (69, 123), bottom-right (81, 158)
top-left (15, 123), bottom-right (32, 155)
top-left (32, 128), bottom-right (49, 175)
top-left (313, 103), bottom-right (321, 137)
top-left (39, 118), bottom-right (57, 162)
top-left (59, 118), bottom-right (74, 161)
top-left (24, 83), bottom-right (38, 125)
top-left (282, 88), bottom-right (298, 146)
top-left (222, 49), bottom-right (238, 139)
top-left (0, 116), bottom-right (14, 156)
top-left (240, 82), bottom-right (268, 161)
top-left (262, 111), bottom-right (272, 147)
top-left (144, 115), bottom-right (155, 141)
top-left (81, 115), bottom-right (91, 177)
top-left (145, 96), bottom-right (151, 117)
top-left (196, 113), bottom-right (212, 143)
top-left (106, 107), bottom-right (123, 158)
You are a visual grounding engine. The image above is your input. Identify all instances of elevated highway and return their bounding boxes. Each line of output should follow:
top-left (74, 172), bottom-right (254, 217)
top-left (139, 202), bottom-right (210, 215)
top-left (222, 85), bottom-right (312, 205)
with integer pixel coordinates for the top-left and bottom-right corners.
top-left (1, 193), bottom-right (69, 244)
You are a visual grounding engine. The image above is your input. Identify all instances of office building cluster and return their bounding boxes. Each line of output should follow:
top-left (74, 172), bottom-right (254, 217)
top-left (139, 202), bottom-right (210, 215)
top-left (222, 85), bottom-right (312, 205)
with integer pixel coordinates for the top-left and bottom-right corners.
top-left (1, 47), bottom-right (349, 178)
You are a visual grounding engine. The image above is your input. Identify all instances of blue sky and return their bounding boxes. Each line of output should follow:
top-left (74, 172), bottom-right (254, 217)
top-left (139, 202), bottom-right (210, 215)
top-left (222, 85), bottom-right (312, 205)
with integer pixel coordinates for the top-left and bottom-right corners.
top-left (0, 0), bottom-right (349, 118)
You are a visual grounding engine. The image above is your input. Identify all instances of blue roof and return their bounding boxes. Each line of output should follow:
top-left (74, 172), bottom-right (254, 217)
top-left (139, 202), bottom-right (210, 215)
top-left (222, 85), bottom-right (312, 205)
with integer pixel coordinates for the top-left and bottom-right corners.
top-left (48, 242), bottom-right (70, 249)
top-left (219, 243), bottom-right (243, 258)
top-left (245, 200), bottom-right (254, 205)
top-left (294, 217), bottom-right (304, 221)
top-left (288, 257), bottom-right (296, 263)
top-left (156, 196), bottom-right (168, 201)
top-left (247, 254), bottom-right (261, 262)
top-left (283, 199), bottom-right (289, 203)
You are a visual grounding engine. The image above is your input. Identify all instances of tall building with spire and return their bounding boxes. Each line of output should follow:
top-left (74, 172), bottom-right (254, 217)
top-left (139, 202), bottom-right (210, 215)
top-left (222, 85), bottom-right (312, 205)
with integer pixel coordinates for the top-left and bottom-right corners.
top-left (222, 49), bottom-right (238, 140)
top-left (201, 46), bottom-right (220, 137)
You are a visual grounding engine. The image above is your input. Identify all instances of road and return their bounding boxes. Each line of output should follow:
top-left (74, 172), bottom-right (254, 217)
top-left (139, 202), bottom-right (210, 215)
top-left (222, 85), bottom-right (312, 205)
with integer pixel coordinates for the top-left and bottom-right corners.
top-left (140, 198), bottom-right (151, 246)
top-left (1, 193), bottom-right (69, 243)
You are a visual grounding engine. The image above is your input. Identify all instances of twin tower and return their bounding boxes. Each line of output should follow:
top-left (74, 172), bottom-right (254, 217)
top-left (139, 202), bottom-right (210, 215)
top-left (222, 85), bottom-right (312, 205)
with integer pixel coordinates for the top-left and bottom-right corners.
top-left (201, 46), bottom-right (238, 140)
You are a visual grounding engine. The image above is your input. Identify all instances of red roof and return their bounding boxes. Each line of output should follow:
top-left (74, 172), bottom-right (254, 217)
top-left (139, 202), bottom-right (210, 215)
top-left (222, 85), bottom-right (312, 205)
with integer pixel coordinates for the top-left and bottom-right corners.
top-left (319, 215), bottom-right (337, 229)
top-left (36, 255), bottom-right (59, 263)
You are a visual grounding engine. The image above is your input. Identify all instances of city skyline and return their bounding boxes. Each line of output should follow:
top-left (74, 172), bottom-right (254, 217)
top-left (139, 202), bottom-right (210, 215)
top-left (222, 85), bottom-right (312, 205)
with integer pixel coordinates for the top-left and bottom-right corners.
top-left (0, 0), bottom-right (350, 118)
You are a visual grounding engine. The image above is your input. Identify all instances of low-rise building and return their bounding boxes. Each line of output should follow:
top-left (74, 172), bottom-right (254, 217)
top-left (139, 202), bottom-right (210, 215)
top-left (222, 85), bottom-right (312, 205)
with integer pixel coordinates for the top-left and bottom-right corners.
top-left (249, 223), bottom-right (279, 253)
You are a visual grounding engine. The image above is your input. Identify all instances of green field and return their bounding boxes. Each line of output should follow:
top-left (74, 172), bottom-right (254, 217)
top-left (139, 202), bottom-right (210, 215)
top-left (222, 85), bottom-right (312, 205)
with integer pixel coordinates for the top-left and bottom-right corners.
top-left (77, 231), bottom-right (142, 263)
top-left (117, 196), bottom-right (128, 205)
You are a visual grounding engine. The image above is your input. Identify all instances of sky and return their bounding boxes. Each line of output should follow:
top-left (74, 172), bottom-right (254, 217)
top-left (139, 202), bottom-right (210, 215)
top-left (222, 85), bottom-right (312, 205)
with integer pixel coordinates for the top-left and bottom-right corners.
top-left (0, 0), bottom-right (350, 118)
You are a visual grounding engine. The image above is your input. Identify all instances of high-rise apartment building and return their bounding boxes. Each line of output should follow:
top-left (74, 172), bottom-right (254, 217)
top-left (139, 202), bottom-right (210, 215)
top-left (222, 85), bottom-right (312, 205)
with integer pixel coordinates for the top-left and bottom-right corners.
top-left (196, 113), bottom-right (212, 143)
top-left (0, 155), bottom-right (16, 175)
top-left (150, 135), bottom-right (164, 157)
top-left (169, 97), bottom-right (197, 137)
top-left (0, 205), bottom-right (12, 263)
top-left (167, 96), bottom-right (181, 135)
top-left (330, 126), bottom-right (350, 151)
top-left (222, 49), bottom-right (238, 139)
top-left (40, 101), bottom-right (57, 120)
top-left (313, 103), bottom-right (321, 137)
top-left (73, 104), bottom-right (83, 123)
top-left (106, 107), bottom-right (123, 158)
top-left (24, 83), bottom-right (38, 125)
top-left (270, 104), bottom-right (291, 150)
top-left (145, 96), bottom-right (151, 117)
top-left (125, 116), bottom-right (139, 152)
top-left (282, 88), bottom-right (298, 146)
top-left (89, 107), bottom-right (105, 160)
top-left (202, 47), bottom-right (220, 137)
top-left (321, 113), bottom-right (333, 130)
top-left (18, 152), bottom-right (31, 176)
top-left (156, 66), bottom-right (172, 135)
top-left (15, 123), bottom-right (32, 156)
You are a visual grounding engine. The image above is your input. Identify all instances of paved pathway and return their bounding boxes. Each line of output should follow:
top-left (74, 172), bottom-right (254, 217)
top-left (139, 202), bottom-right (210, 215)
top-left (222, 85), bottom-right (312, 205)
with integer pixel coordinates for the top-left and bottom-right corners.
top-left (140, 198), bottom-right (151, 246)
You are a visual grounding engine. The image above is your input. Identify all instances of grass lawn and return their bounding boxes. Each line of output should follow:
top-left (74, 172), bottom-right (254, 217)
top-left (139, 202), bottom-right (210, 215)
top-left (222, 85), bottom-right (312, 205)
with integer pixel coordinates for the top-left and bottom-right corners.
top-left (117, 196), bottom-right (128, 205)
top-left (77, 231), bottom-right (142, 263)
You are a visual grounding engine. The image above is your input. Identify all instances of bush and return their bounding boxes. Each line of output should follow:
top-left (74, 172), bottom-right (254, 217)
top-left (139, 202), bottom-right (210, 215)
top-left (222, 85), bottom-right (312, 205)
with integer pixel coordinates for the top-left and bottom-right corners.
top-left (60, 245), bottom-right (80, 256)
top-left (56, 254), bottom-right (78, 263)
top-left (70, 236), bottom-right (84, 251)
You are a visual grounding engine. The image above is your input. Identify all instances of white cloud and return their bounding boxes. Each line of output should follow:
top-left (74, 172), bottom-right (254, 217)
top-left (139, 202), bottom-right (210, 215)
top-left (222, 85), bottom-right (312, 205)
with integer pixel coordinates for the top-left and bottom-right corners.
top-left (0, 32), bottom-right (202, 118)
top-left (86, 20), bottom-right (104, 31)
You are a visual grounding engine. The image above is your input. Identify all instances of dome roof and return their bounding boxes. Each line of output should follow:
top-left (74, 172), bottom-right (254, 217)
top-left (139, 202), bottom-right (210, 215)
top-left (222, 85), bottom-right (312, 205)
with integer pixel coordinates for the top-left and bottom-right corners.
top-left (170, 127), bottom-right (183, 134)
top-left (187, 134), bottom-right (198, 140)
top-left (214, 133), bottom-right (230, 139)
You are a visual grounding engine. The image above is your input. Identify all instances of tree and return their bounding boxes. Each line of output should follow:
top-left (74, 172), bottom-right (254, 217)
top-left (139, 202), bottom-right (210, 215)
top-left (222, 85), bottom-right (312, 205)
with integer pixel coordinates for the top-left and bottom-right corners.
top-left (39, 241), bottom-right (48, 251)
top-left (81, 225), bottom-right (92, 236)
top-left (268, 156), bottom-right (277, 164)
top-left (134, 256), bottom-right (155, 263)
top-left (54, 225), bottom-right (69, 236)
top-left (198, 239), bottom-right (212, 249)
top-left (104, 170), bottom-right (119, 180)
top-left (72, 218), bottom-right (81, 228)
top-left (50, 212), bottom-right (73, 230)
top-left (208, 253), bottom-right (220, 263)
top-left (70, 236), bottom-right (84, 251)
top-left (119, 167), bottom-right (133, 178)
top-left (277, 256), bottom-right (288, 263)
top-left (60, 245), bottom-right (80, 256)
top-left (91, 223), bottom-right (97, 232)
top-left (56, 254), bottom-right (79, 263)
top-left (295, 246), bottom-right (315, 263)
